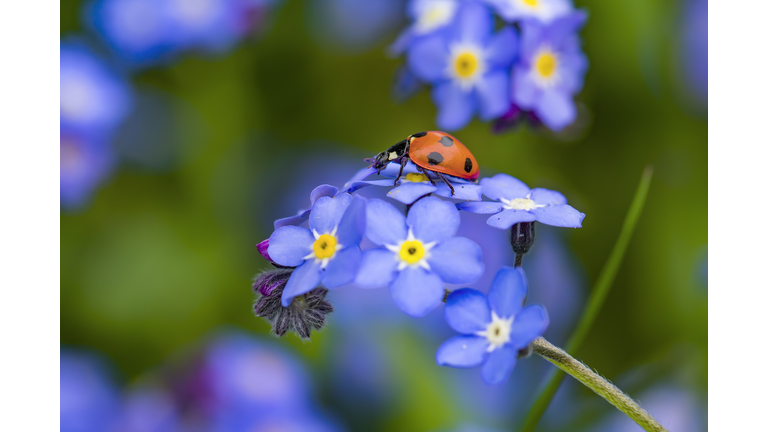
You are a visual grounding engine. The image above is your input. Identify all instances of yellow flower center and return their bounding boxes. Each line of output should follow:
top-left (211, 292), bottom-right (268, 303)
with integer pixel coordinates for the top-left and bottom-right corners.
top-left (405, 172), bottom-right (428, 183)
top-left (523, 0), bottom-right (538, 6)
top-left (535, 52), bottom-right (557, 78)
top-left (454, 52), bottom-right (479, 78)
top-left (399, 240), bottom-right (425, 264)
top-left (313, 234), bottom-right (337, 259)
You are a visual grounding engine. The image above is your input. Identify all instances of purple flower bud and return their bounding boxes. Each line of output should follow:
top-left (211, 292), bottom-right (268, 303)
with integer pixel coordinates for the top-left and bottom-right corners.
top-left (252, 269), bottom-right (334, 341)
top-left (257, 238), bottom-right (272, 262)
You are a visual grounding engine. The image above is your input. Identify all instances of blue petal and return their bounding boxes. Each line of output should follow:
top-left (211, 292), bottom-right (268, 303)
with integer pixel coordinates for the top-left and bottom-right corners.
top-left (480, 173), bottom-right (530, 200)
top-left (309, 194), bottom-right (352, 234)
top-left (532, 205), bottom-right (585, 228)
top-left (365, 199), bottom-right (407, 246)
top-left (267, 226), bottom-right (313, 267)
top-left (486, 209), bottom-right (536, 230)
top-left (486, 26), bottom-right (518, 68)
top-left (389, 267), bottom-right (444, 317)
top-left (510, 305), bottom-right (549, 349)
top-left (379, 161), bottom-right (420, 178)
top-left (340, 166), bottom-right (377, 194)
top-left (281, 260), bottom-right (323, 306)
top-left (434, 182), bottom-right (483, 201)
top-left (456, 0), bottom-right (493, 44)
top-left (274, 210), bottom-right (311, 230)
top-left (310, 184), bottom-right (339, 205)
top-left (535, 89), bottom-right (577, 131)
top-left (407, 196), bottom-right (460, 243)
top-left (477, 69), bottom-right (511, 121)
top-left (433, 81), bottom-right (476, 131)
top-left (457, 201), bottom-right (504, 214)
top-left (511, 66), bottom-right (540, 109)
top-left (435, 335), bottom-right (489, 368)
top-left (321, 247), bottom-right (361, 288)
top-left (429, 237), bottom-right (484, 284)
top-left (530, 188), bottom-right (567, 206)
top-left (480, 345), bottom-right (517, 385)
top-left (543, 10), bottom-right (588, 48)
top-left (406, 34), bottom-right (449, 82)
top-left (336, 195), bottom-right (367, 247)
top-left (444, 288), bottom-right (491, 334)
top-left (488, 266), bottom-right (527, 318)
top-left (389, 27), bottom-right (415, 57)
top-left (387, 182), bottom-right (437, 204)
top-left (354, 248), bottom-right (398, 288)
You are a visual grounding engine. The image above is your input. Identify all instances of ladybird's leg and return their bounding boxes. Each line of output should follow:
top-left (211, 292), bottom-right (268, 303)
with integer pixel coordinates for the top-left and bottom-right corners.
top-left (394, 156), bottom-right (409, 185)
top-left (422, 170), bottom-right (437, 187)
top-left (436, 172), bottom-right (456, 196)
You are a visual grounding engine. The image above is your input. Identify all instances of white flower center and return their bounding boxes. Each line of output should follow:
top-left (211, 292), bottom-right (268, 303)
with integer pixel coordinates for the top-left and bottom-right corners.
top-left (500, 197), bottom-right (545, 211)
top-left (385, 229), bottom-right (437, 271)
top-left (304, 227), bottom-right (343, 268)
top-left (447, 42), bottom-right (486, 90)
top-left (414, 0), bottom-right (458, 34)
top-left (476, 311), bottom-right (514, 352)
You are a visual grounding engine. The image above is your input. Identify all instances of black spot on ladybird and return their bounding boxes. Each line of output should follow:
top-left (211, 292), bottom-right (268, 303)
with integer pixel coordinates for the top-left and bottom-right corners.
top-left (427, 152), bottom-right (444, 165)
top-left (439, 135), bottom-right (454, 147)
top-left (464, 158), bottom-right (473, 173)
top-left (411, 131), bottom-right (427, 138)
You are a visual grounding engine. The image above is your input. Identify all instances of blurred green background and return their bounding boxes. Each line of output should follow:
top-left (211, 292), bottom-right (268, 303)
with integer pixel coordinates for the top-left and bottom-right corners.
top-left (61, 0), bottom-right (707, 430)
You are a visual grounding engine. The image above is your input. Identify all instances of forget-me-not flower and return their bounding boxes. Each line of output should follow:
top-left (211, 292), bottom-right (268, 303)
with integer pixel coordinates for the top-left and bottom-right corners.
top-left (457, 173), bottom-right (585, 229)
top-left (60, 43), bottom-right (131, 133)
top-left (389, 0), bottom-right (460, 56)
top-left (436, 267), bottom-right (549, 385)
top-left (355, 197), bottom-right (484, 317)
top-left (273, 184), bottom-right (339, 229)
top-left (485, 0), bottom-right (573, 24)
top-left (406, 0), bottom-right (518, 131)
top-left (268, 194), bottom-right (366, 306)
top-left (345, 161), bottom-right (482, 205)
top-left (60, 349), bottom-right (120, 432)
top-left (510, 10), bottom-right (589, 131)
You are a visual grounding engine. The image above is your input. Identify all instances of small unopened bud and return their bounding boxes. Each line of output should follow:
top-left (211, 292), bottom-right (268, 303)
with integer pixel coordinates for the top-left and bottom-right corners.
top-left (257, 239), bottom-right (272, 262)
top-left (252, 268), bottom-right (333, 340)
top-left (510, 221), bottom-right (535, 256)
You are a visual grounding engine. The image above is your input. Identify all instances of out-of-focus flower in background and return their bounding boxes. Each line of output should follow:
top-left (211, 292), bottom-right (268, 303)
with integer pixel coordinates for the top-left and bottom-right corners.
top-left (390, 0), bottom-right (459, 56)
top-left (60, 129), bottom-right (115, 209)
top-left (510, 11), bottom-right (589, 131)
top-left (60, 350), bottom-right (120, 432)
top-left (60, 43), bottom-right (131, 134)
top-left (406, 1), bottom-right (518, 130)
top-left (307, 0), bottom-right (405, 53)
top-left (679, 0), bottom-right (707, 106)
top-left (485, 0), bottom-right (573, 24)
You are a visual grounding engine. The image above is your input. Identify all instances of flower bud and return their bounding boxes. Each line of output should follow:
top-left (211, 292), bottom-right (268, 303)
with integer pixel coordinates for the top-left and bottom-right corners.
top-left (252, 268), bottom-right (333, 340)
top-left (510, 221), bottom-right (535, 256)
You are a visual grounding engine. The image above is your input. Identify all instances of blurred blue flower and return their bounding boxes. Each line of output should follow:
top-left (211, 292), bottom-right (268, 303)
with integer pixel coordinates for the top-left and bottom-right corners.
top-left (60, 42), bottom-right (131, 133)
top-left (390, 0), bottom-right (460, 56)
top-left (273, 184), bottom-right (339, 229)
top-left (485, 0), bottom-right (573, 24)
top-left (680, 0), bottom-right (707, 104)
top-left (87, 0), bottom-right (176, 65)
top-left (60, 349), bottom-right (120, 432)
top-left (308, 0), bottom-right (405, 53)
top-left (354, 197), bottom-right (484, 317)
top-left (60, 129), bottom-right (115, 209)
top-left (510, 10), bottom-right (588, 130)
top-left (436, 267), bottom-right (549, 385)
top-left (406, 0), bottom-right (518, 130)
top-left (114, 384), bottom-right (180, 432)
top-left (165, 0), bottom-right (260, 53)
top-left (268, 194), bottom-right (367, 306)
top-left (346, 161), bottom-right (482, 204)
top-left (457, 173), bottom-right (585, 229)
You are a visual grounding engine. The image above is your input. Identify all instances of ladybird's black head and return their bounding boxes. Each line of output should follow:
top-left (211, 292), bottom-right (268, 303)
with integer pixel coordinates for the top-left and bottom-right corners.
top-left (365, 139), bottom-right (408, 171)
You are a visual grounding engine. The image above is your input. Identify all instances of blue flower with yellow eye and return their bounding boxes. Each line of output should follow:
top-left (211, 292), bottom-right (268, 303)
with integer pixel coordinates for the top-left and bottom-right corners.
top-left (268, 194), bottom-right (366, 306)
top-left (510, 10), bottom-right (588, 131)
top-left (457, 173), bottom-right (585, 229)
top-left (273, 184), bottom-right (339, 229)
top-left (485, 0), bottom-right (573, 24)
top-left (405, 0), bottom-right (519, 131)
top-left (344, 161), bottom-right (482, 205)
top-left (436, 267), bottom-right (549, 385)
top-left (355, 197), bottom-right (484, 317)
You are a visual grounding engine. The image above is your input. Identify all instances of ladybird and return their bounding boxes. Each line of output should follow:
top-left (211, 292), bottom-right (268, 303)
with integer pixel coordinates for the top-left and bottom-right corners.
top-left (365, 131), bottom-right (479, 196)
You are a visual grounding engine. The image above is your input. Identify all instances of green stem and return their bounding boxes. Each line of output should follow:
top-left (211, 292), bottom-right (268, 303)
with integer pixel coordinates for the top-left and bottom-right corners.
top-left (521, 166), bottom-right (654, 431)
top-left (532, 338), bottom-right (667, 432)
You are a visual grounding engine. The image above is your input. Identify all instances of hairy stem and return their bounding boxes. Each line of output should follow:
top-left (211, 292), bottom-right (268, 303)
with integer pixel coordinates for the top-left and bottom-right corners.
top-left (532, 338), bottom-right (667, 432)
top-left (514, 253), bottom-right (524, 267)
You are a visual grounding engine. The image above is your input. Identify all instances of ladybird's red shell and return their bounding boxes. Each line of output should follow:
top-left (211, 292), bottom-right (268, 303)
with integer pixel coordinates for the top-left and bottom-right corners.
top-left (408, 131), bottom-right (479, 180)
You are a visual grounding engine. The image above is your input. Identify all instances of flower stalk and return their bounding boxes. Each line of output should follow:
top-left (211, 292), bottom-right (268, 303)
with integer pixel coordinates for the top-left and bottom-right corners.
top-left (532, 337), bottom-right (667, 432)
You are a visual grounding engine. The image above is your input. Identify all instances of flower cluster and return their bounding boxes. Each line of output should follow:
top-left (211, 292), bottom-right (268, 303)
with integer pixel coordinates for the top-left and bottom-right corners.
top-left (254, 133), bottom-right (585, 384)
top-left (391, 0), bottom-right (589, 132)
